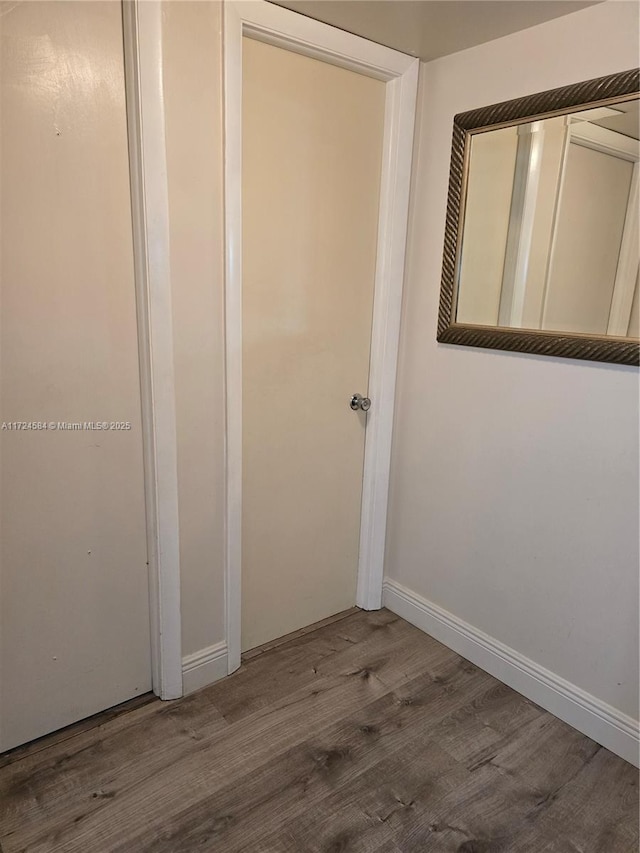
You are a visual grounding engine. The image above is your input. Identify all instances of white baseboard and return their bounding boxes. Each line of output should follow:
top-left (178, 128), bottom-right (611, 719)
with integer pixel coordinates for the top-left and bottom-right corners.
top-left (383, 579), bottom-right (639, 768)
top-left (182, 641), bottom-right (228, 696)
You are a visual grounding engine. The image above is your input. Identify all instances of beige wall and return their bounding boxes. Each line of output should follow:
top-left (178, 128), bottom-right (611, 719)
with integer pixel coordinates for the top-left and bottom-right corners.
top-left (456, 127), bottom-right (517, 326)
top-left (386, 0), bottom-right (639, 720)
top-left (543, 141), bottom-right (634, 334)
top-left (161, 1), bottom-right (226, 657)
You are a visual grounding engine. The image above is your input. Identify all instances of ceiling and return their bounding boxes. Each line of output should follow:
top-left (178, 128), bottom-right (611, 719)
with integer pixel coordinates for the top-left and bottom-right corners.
top-left (271, 0), bottom-right (600, 62)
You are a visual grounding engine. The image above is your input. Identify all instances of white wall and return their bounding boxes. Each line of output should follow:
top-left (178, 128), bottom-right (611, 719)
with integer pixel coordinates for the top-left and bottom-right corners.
top-left (385, 0), bottom-right (639, 746)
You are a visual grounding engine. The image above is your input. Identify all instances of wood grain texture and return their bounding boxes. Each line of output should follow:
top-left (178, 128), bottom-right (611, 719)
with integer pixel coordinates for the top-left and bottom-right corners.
top-left (0, 609), bottom-right (637, 852)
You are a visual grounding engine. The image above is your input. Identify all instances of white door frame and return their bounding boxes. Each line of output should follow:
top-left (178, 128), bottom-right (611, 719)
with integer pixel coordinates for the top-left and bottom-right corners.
top-left (122, 0), bottom-right (183, 700)
top-left (223, 1), bottom-right (419, 673)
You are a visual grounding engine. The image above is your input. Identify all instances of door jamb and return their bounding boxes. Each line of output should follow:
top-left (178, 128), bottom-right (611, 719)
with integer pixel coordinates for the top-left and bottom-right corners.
top-left (122, 0), bottom-right (183, 700)
top-left (223, 0), bottom-right (419, 673)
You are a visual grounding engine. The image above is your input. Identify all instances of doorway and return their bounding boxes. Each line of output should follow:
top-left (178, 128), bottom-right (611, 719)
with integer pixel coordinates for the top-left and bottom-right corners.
top-left (223, 2), bottom-right (418, 668)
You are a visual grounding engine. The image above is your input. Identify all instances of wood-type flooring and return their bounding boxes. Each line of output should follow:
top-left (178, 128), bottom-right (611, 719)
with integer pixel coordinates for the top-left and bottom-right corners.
top-left (1, 609), bottom-right (637, 852)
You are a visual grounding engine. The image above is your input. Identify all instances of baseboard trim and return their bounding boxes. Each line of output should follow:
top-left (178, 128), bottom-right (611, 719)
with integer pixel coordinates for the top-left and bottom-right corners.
top-left (383, 579), bottom-right (639, 767)
top-left (182, 642), bottom-right (228, 696)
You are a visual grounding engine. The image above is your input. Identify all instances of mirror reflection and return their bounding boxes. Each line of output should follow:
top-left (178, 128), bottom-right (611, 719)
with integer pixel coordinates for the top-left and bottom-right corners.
top-left (456, 96), bottom-right (639, 338)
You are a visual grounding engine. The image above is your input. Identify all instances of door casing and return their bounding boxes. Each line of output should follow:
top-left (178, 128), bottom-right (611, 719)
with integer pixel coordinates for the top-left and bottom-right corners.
top-left (122, 0), bottom-right (183, 700)
top-left (223, 1), bottom-right (419, 673)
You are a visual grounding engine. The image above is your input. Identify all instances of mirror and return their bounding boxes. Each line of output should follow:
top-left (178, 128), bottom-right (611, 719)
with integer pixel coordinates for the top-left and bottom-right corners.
top-left (438, 68), bottom-right (640, 365)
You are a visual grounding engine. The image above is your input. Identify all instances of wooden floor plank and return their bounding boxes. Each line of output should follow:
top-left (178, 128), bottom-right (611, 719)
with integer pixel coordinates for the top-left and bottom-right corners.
top-left (206, 609), bottom-right (416, 724)
top-left (109, 664), bottom-right (487, 853)
top-left (430, 677), bottom-right (545, 766)
top-left (0, 608), bottom-right (636, 853)
top-left (518, 745), bottom-right (639, 852)
top-left (0, 693), bottom-right (157, 771)
top-left (266, 733), bottom-right (469, 853)
top-left (241, 606), bottom-right (360, 661)
top-left (0, 691), bottom-right (230, 851)
top-left (9, 641), bottom-right (394, 852)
